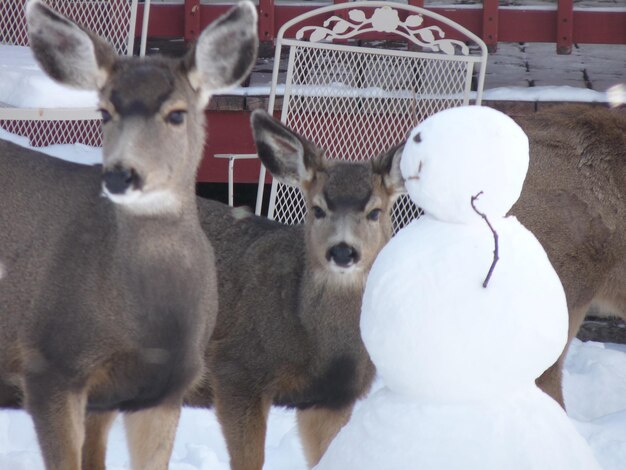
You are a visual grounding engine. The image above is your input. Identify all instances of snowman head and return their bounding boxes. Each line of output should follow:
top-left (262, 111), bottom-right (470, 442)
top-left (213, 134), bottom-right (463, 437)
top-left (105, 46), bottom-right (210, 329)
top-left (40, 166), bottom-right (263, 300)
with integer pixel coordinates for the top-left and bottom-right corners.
top-left (400, 106), bottom-right (529, 224)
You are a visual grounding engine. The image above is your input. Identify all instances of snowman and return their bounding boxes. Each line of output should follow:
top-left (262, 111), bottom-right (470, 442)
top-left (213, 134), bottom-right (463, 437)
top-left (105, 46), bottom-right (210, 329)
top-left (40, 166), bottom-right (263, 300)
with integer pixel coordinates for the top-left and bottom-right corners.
top-left (315, 106), bottom-right (601, 470)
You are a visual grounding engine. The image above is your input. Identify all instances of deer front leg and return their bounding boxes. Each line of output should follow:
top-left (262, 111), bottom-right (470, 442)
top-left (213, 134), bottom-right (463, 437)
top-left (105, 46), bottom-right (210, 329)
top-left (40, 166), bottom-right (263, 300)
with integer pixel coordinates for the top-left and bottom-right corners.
top-left (296, 404), bottom-right (354, 468)
top-left (25, 377), bottom-right (87, 470)
top-left (214, 387), bottom-right (271, 470)
top-left (82, 411), bottom-right (117, 470)
top-left (124, 400), bottom-right (182, 470)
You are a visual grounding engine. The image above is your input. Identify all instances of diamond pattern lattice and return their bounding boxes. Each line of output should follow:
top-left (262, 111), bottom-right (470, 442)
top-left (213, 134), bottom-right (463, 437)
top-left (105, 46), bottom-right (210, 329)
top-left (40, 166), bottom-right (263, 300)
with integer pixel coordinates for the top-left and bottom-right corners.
top-left (0, 119), bottom-right (102, 150)
top-left (270, 42), bottom-right (480, 233)
top-left (1, 0), bottom-right (134, 54)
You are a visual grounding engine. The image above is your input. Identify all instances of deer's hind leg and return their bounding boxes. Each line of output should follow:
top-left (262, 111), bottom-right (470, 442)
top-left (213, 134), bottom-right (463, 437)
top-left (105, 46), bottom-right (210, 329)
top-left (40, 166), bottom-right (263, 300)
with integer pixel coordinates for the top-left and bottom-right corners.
top-left (536, 303), bottom-right (591, 408)
top-left (82, 411), bottom-right (117, 470)
top-left (24, 376), bottom-right (87, 470)
top-left (296, 404), bottom-right (353, 468)
top-left (124, 401), bottom-right (182, 470)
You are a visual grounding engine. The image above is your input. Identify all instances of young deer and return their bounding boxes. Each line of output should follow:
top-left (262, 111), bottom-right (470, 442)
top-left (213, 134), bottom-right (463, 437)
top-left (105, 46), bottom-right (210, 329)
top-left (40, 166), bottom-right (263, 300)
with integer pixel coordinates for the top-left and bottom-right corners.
top-left (0, 1), bottom-right (258, 469)
top-left (511, 105), bottom-right (626, 407)
top-left (190, 110), bottom-right (405, 470)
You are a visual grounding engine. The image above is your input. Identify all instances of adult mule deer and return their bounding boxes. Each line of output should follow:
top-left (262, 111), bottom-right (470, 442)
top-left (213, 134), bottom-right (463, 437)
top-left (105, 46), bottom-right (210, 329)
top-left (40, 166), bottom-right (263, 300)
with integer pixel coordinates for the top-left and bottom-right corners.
top-left (0, 1), bottom-right (258, 469)
top-left (511, 105), bottom-right (626, 407)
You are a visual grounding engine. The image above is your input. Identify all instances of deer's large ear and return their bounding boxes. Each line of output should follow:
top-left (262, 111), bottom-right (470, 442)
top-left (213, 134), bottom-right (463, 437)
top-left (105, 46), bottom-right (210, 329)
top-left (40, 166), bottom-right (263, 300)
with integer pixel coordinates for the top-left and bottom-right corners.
top-left (186, 1), bottom-right (258, 103)
top-left (373, 143), bottom-right (406, 198)
top-left (251, 110), bottom-right (323, 187)
top-left (26, 0), bottom-right (116, 90)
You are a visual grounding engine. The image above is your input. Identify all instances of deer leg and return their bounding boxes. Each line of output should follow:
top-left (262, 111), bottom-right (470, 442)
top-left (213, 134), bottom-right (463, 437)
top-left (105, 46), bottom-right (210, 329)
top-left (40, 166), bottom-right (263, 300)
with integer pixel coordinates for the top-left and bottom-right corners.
top-left (25, 378), bottom-right (87, 470)
top-left (536, 358), bottom-right (566, 407)
top-left (214, 390), bottom-right (271, 470)
top-left (124, 401), bottom-right (182, 470)
top-left (536, 304), bottom-right (590, 408)
top-left (296, 404), bottom-right (354, 468)
top-left (82, 411), bottom-right (117, 470)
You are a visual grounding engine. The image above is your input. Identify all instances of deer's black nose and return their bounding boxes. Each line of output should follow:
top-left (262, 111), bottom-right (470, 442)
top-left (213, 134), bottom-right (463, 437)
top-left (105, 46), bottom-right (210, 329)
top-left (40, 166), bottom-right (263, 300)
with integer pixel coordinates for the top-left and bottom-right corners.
top-left (103, 166), bottom-right (140, 195)
top-left (327, 242), bottom-right (360, 267)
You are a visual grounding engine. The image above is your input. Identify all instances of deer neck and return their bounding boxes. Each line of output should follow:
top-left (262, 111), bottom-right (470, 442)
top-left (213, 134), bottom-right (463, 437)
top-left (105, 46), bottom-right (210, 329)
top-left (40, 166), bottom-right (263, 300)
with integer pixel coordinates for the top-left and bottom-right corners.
top-left (112, 192), bottom-right (207, 283)
top-left (299, 265), bottom-right (367, 352)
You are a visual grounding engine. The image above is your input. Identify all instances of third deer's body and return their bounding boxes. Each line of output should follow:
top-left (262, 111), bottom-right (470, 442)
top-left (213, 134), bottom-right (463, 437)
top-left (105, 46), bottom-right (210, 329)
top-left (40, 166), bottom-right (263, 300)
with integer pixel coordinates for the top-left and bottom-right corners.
top-left (513, 105), bottom-right (626, 406)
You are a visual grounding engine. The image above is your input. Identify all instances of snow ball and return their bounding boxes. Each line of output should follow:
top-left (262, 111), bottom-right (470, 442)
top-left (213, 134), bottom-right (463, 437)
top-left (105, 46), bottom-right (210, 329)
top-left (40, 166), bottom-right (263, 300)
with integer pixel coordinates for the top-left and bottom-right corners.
top-left (401, 106), bottom-right (529, 224)
top-left (360, 215), bottom-right (568, 402)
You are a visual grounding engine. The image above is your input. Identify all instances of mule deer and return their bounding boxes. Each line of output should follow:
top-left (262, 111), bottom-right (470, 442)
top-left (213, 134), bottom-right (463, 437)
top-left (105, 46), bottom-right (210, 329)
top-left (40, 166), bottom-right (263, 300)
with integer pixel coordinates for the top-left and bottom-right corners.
top-left (190, 110), bottom-right (404, 470)
top-left (511, 104), bottom-right (626, 407)
top-left (0, 1), bottom-right (258, 469)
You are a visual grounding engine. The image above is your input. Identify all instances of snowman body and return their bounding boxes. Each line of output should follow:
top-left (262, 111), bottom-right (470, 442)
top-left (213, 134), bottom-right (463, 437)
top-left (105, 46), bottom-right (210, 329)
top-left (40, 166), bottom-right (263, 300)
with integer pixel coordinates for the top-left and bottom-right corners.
top-left (315, 106), bottom-right (601, 470)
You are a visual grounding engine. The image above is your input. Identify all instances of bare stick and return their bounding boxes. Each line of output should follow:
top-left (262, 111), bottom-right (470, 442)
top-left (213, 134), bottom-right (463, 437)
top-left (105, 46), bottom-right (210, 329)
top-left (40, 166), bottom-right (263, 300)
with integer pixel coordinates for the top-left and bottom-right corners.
top-left (470, 191), bottom-right (499, 288)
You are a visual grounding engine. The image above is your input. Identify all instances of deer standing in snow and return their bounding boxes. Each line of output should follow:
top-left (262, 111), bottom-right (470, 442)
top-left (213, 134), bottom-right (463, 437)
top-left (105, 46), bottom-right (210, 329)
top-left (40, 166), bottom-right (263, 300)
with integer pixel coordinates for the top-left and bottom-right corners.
top-left (0, 1), bottom-right (258, 469)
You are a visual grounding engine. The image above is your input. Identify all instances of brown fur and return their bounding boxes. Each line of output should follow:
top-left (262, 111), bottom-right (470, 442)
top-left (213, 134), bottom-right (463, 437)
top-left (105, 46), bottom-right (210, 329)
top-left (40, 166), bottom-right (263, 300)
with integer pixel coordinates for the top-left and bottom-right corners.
top-left (0, 2), bottom-right (258, 469)
top-left (82, 412), bottom-right (116, 470)
top-left (511, 104), bottom-right (626, 405)
top-left (296, 405), bottom-right (353, 467)
top-left (124, 405), bottom-right (182, 470)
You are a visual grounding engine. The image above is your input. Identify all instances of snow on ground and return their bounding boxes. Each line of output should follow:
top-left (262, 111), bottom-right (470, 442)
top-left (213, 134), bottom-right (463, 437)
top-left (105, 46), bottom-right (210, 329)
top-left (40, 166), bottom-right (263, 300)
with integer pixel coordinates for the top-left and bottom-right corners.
top-left (0, 339), bottom-right (624, 469)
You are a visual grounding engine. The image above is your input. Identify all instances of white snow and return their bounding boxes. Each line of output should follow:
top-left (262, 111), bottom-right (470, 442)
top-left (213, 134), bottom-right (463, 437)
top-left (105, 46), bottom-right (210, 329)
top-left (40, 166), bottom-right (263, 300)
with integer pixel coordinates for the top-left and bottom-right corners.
top-left (359, 215), bottom-right (568, 401)
top-left (400, 105), bottom-right (529, 223)
top-left (0, 46), bottom-right (98, 108)
top-left (316, 106), bottom-right (602, 469)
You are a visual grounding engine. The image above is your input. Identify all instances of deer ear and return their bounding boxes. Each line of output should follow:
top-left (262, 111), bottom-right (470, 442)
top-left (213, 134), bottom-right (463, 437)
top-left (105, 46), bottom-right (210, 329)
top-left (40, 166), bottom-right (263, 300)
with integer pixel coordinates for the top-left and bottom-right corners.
top-left (373, 143), bottom-right (406, 198)
top-left (186, 1), bottom-right (258, 104)
top-left (26, 0), bottom-right (116, 90)
top-left (251, 110), bottom-right (323, 187)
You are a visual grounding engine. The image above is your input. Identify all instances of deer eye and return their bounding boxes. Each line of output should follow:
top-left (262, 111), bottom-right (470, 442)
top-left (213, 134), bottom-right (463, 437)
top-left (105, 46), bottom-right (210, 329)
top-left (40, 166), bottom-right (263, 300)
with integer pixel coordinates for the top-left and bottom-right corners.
top-left (166, 110), bottom-right (186, 125)
top-left (367, 209), bottom-right (382, 221)
top-left (312, 206), bottom-right (326, 219)
top-left (99, 108), bottom-right (112, 124)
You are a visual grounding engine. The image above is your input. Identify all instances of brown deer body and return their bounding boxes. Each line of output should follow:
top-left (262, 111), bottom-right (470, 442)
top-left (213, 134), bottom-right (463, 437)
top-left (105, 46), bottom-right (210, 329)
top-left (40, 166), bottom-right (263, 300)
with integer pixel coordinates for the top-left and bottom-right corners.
top-left (511, 105), bottom-right (626, 406)
top-left (184, 110), bottom-right (405, 470)
top-left (0, 1), bottom-right (258, 469)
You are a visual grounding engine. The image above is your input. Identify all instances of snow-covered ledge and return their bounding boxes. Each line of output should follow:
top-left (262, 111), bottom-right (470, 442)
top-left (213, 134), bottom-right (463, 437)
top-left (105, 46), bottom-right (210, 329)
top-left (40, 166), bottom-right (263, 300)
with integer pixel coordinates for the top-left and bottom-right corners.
top-left (1, 44), bottom-right (622, 110)
top-left (0, 45), bottom-right (98, 108)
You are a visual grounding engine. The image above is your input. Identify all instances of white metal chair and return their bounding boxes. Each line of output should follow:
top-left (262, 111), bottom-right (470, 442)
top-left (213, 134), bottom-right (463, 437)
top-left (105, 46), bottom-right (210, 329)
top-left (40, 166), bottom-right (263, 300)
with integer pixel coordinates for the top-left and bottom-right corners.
top-left (0, 0), bottom-right (150, 151)
top-left (252, 1), bottom-right (487, 231)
